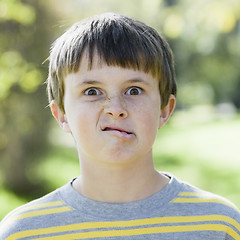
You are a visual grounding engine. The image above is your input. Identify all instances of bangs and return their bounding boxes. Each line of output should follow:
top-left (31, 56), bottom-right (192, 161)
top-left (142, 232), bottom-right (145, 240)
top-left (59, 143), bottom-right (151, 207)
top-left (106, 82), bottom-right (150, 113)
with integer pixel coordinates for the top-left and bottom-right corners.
top-left (84, 24), bottom-right (161, 78)
top-left (53, 14), bottom-right (163, 78)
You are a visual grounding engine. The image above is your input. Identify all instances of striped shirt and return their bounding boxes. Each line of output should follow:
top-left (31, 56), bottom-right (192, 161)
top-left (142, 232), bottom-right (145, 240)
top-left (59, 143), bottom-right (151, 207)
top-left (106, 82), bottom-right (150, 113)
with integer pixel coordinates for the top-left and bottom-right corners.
top-left (1, 173), bottom-right (240, 239)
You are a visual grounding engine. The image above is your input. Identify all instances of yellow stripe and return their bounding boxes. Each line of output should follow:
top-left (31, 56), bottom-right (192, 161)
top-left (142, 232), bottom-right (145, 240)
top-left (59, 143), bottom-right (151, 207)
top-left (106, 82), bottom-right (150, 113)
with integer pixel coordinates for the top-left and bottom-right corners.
top-left (5, 201), bottom-right (67, 222)
top-left (172, 197), bottom-right (235, 208)
top-left (11, 201), bottom-right (66, 218)
top-left (176, 192), bottom-right (239, 211)
top-left (31, 224), bottom-right (240, 240)
top-left (16, 207), bottom-right (72, 220)
top-left (6, 215), bottom-right (240, 240)
top-left (179, 192), bottom-right (212, 197)
top-left (23, 201), bottom-right (66, 210)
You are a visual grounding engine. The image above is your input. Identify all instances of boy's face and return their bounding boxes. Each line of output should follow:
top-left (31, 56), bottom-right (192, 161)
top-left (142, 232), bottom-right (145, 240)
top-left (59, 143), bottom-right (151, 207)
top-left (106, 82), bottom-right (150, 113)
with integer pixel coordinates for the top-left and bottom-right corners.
top-left (52, 52), bottom-right (175, 166)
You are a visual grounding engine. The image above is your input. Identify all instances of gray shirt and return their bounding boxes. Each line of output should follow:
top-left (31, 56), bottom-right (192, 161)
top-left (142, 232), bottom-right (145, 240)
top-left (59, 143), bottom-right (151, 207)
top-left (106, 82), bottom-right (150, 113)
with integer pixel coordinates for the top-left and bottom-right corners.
top-left (1, 173), bottom-right (240, 239)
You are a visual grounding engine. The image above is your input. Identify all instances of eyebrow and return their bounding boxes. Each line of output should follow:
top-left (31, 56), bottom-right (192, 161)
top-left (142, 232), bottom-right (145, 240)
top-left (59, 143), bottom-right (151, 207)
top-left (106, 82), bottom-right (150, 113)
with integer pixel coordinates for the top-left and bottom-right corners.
top-left (125, 78), bottom-right (150, 86)
top-left (79, 80), bottom-right (102, 85)
top-left (73, 80), bottom-right (102, 88)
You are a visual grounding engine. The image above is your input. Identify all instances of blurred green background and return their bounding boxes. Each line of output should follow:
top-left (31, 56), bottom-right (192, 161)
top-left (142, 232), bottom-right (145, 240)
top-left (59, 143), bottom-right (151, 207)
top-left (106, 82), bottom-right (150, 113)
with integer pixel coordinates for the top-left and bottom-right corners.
top-left (0, 0), bottom-right (239, 220)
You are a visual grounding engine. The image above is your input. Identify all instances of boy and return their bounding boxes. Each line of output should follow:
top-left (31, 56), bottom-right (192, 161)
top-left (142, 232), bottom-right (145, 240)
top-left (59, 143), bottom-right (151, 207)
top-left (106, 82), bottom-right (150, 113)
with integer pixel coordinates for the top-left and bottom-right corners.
top-left (0, 12), bottom-right (239, 239)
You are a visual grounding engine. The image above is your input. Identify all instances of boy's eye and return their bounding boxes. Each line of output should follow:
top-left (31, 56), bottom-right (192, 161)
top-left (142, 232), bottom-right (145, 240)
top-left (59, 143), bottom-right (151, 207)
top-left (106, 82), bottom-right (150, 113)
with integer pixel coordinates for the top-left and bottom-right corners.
top-left (125, 87), bottom-right (142, 96)
top-left (84, 88), bottom-right (101, 96)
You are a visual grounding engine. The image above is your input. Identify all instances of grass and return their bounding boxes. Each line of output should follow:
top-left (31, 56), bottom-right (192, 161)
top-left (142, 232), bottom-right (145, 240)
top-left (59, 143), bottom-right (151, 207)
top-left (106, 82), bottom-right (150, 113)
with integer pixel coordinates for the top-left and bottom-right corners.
top-left (1, 107), bottom-right (239, 220)
top-left (153, 107), bottom-right (240, 207)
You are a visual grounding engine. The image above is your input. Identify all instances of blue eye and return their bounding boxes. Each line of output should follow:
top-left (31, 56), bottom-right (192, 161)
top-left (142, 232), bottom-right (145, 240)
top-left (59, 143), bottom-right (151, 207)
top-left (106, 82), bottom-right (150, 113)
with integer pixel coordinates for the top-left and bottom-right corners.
top-left (126, 87), bottom-right (142, 96)
top-left (84, 88), bottom-right (101, 96)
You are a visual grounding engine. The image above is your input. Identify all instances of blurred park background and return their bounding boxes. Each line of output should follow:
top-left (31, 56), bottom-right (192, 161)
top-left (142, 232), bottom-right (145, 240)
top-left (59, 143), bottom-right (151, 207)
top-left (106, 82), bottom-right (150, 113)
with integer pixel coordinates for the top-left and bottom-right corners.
top-left (0, 0), bottom-right (240, 219)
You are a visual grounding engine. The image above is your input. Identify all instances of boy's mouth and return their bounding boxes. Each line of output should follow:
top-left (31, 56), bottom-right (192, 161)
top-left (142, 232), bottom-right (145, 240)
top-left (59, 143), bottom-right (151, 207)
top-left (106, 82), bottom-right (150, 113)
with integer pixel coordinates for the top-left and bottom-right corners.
top-left (101, 126), bottom-right (134, 137)
top-left (103, 127), bottom-right (131, 134)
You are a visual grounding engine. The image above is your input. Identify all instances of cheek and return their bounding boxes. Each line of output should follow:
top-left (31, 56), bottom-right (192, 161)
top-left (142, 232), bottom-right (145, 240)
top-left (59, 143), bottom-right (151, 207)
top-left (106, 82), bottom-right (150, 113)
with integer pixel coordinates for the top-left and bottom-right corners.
top-left (136, 101), bottom-right (160, 136)
top-left (134, 97), bottom-right (160, 122)
top-left (67, 103), bottom-right (100, 139)
top-left (135, 107), bottom-right (159, 134)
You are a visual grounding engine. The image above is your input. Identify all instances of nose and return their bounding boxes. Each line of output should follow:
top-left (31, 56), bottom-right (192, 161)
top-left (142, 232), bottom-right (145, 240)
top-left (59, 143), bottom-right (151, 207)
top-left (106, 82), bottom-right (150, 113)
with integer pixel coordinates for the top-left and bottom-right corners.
top-left (104, 95), bottom-right (128, 119)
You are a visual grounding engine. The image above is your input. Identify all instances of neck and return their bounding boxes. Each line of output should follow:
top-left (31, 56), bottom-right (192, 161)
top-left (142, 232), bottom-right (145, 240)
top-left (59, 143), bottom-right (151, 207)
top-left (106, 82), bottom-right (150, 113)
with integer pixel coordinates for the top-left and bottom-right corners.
top-left (72, 153), bottom-right (170, 203)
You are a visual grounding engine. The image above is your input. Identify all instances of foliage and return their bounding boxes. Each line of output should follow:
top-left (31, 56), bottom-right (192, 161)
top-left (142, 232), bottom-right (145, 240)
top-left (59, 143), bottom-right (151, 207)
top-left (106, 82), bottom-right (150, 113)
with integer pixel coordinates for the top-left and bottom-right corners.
top-left (0, 0), bottom-right (55, 197)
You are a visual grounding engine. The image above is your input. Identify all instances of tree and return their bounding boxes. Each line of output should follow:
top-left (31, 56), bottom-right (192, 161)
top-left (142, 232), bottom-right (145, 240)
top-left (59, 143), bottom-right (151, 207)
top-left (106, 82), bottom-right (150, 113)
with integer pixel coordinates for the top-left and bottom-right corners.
top-left (0, 0), bottom-right (55, 198)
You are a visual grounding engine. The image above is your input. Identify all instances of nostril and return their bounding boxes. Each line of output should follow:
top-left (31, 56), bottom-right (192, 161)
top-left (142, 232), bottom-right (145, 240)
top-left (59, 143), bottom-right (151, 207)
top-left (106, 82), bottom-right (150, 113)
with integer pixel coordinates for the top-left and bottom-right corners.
top-left (103, 97), bottom-right (128, 119)
top-left (104, 107), bottom-right (128, 118)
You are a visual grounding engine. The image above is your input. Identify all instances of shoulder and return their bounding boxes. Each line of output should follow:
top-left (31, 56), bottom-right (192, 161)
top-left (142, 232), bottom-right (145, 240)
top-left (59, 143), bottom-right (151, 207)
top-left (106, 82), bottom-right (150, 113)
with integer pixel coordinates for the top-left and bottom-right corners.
top-left (173, 179), bottom-right (240, 212)
top-left (170, 177), bottom-right (240, 238)
top-left (0, 184), bottom-right (71, 239)
top-left (163, 172), bottom-right (239, 214)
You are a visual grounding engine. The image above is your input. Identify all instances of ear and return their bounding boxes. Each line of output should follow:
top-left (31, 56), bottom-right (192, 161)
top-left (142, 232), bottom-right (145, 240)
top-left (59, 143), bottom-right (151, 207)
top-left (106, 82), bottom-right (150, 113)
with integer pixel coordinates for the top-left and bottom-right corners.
top-left (50, 100), bottom-right (71, 133)
top-left (159, 94), bottom-right (176, 128)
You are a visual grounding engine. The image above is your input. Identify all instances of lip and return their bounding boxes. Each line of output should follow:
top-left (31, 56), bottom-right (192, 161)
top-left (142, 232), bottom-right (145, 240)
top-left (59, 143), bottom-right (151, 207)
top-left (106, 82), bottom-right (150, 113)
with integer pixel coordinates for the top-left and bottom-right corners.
top-left (101, 125), bottom-right (135, 139)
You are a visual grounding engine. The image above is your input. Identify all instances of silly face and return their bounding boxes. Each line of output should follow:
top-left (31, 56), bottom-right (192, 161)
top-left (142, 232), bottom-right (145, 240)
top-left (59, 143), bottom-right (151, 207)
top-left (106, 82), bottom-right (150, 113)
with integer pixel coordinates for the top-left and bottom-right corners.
top-left (51, 52), bottom-right (175, 167)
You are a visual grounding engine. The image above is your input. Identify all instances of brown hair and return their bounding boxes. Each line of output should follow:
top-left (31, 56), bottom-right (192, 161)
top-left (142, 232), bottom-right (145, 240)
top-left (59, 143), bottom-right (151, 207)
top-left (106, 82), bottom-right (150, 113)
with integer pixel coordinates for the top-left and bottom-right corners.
top-left (47, 12), bottom-right (177, 112)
